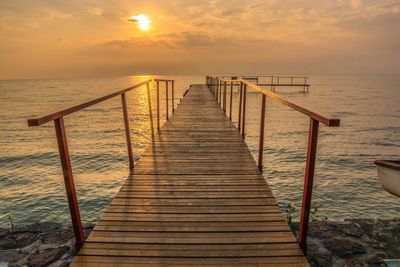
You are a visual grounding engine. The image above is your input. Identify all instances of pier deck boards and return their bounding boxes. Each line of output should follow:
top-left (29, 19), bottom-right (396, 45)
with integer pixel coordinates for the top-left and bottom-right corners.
top-left (71, 85), bottom-right (309, 266)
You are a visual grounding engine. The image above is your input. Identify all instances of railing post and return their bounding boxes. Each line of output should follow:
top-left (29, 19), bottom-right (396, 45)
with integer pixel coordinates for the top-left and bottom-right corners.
top-left (271, 76), bottom-right (275, 92)
top-left (146, 82), bottom-right (154, 136)
top-left (172, 80), bottom-right (175, 113)
top-left (121, 93), bottom-right (134, 171)
top-left (166, 81), bottom-right (169, 120)
top-left (156, 80), bottom-right (160, 129)
top-left (241, 84), bottom-right (247, 139)
top-left (258, 94), bottom-right (266, 171)
top-left (223, 81), bottom-right (227, 112)
top-left (229, 82), bottom-right (233, 120)
top-left (214, 77), bottom-right (218, 102)
top-left (238, 82), bottom-right (243, 131)
top-left (298, 118), bottom-right (319, 253)
top-left (54, 117), bottom-right (84, 251)
top-left (213, 78), bottom-right (216, 98)
top-left (219, 80), bottom-right (222, 106)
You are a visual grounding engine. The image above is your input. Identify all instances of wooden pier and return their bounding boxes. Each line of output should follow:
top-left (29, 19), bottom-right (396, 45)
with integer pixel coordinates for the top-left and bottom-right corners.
top-left (27, 77), bottom-right (340, 266)
top-left (70, 84), bottom-right (308, 266)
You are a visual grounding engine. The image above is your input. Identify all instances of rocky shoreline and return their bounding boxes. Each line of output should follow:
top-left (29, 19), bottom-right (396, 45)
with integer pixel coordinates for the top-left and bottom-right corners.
top-left (0, 219), bottom-right (399, 267)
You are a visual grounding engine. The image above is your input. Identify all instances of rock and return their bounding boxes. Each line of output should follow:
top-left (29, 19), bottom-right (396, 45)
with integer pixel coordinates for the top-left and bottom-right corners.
top-left (339, 222), bottom-right (363, 237)
top-left (0, 232), bottom-right (37, 250)
top-left (28, 246), bottom-right (69, 267)
top-left (308, 221), bottom-right (337, 239)
top-left (366, 251), bottom-right (387, 264)
top-left (41, 229), bottom-right (73, 245)
top-left (306, 239), bottom-right (332, 267)
top-left (0, 250), bottom-right (27, 265)
top-left (0, 229), bottom-right (9, 238)
top-left (323, 237), bottom-right (367, 257)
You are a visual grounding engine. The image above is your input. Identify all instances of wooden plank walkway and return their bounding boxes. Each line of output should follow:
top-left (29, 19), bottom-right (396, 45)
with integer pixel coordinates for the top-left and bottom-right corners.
top-left (71, 84), bottom-right (309, 266)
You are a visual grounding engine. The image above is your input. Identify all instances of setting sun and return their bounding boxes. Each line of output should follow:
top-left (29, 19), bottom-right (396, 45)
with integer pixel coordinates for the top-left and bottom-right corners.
top-left (129, 14), bottom-right (150, 31)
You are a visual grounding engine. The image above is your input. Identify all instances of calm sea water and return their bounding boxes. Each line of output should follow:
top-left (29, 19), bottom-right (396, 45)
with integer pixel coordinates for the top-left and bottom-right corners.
top-left (0, 74), bottom-right (399, 224)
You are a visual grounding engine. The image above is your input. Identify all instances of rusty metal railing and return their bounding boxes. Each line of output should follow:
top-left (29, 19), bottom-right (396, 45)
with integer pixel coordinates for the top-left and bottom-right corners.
top-left (219, 75), bottom-right (310, 93)
top-left (27, 78), bottom-right (174, 250)
top-left (206, 76), bottom-right (340, 253)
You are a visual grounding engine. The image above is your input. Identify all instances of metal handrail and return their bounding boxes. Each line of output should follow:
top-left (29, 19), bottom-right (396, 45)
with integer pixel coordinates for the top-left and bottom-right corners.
top-left (221, 79), bottom-right (338, 126)
top-left (206, 76), bottom-right (340, 253)
top-left (26, 78), bottom-right (175, 250)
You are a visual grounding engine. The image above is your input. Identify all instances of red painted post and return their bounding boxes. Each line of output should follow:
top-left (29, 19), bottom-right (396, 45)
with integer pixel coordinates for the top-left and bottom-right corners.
top-left (121, 93), bottom-right (134, 171)
top-left (223, 81), bottom-right (227, 112)
top-left (172, 80), bottom-right (175, 113)
top-left (214, 78), bottom-right (217, 99)
top-left (218, 78), bottom-right (222, 106)
top-left (54, 117), bottom-right (84, 251)
top-left (238, 82), bottom-right (243, 131)
top-left (166, 81), bottom-right (169, 120)
top-left (298, 118), bottom-right (319, 253)
top-left (241, 84), bottom-right (247, 139)
top-left (258, 94), bottom-right (266, 171)
top-left (229, 82), bottom-right (233, 120)
top-left (156, 80), bottom-right (160, 129)
top-left (146, 82), bottom-right (154, 136)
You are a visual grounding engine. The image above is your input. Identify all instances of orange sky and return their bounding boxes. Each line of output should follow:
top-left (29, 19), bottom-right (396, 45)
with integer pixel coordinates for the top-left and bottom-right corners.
top-left (1, 0), bottom-right (400, 79)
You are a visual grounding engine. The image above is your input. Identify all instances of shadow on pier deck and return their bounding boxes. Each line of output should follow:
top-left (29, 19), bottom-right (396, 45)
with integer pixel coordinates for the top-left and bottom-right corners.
top-left (27, 76), bottom-right (340, 266)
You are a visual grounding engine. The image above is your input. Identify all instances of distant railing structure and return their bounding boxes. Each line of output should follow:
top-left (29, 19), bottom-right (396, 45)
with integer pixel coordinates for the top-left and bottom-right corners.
top-left (206, 76), bottom-right (340, 253)
top-left (27, 78), bottom-right (175, 250)
top-left (220, 75), bottom-right (310, 93)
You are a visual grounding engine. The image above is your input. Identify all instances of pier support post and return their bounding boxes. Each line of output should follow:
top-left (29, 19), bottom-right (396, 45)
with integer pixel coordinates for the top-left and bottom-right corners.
top-left (54, 117), bottom-right (84, 251)
top-left (258, 94), bottom-right (266, 171)
top-left (146, 82), bottom-right (155, 136)
top-left (238, 82), bottom-right (243, 131)
top-left (172, 80), bottom-right (175, 113)
top-left (166, 81), bottom-right (169, 120)
top-left (229, 82), bottom-right (233, 120)
top-left (121, 93), bottom-right (134, 171)
top-left (156, 80), bottom-right (160, 129)
top-left (241, 84), bottom-right (247, 139)
top-left (298, 118), bottom-right (319, 253)
top-left (223, 81), bottom-right (227, 112)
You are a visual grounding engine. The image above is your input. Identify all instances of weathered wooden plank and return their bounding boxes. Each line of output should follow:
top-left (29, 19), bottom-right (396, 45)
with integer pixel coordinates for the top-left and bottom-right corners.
top-left (72, 256), bottom-right (309, 266)
top-left (79, 246), bottom-right (304, 257)
top-left (105, 205), bottom-right (282, 214)
top-left (110, 198), bottom-right (280, 206)
top-left (94, 221), bottom-right (291, 232)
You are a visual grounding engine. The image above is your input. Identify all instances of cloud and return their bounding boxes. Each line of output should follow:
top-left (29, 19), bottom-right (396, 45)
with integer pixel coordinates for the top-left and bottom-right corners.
top-left (43, 8), bottom-right (72, 20)
top-left (87, 8), bottom-right (103, 16)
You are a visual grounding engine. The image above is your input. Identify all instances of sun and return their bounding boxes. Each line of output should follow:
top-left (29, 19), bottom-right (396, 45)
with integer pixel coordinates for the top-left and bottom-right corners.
top-left (129, 14), bottom-right (151, 31)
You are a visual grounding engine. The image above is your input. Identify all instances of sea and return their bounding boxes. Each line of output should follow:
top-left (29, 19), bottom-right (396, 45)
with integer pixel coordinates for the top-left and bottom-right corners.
top-left (0, 74), bottom-right (399, 224)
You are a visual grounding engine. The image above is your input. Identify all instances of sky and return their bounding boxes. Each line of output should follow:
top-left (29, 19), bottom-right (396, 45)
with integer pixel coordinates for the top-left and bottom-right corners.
top-left (1, 0), bottom-right (400, 79)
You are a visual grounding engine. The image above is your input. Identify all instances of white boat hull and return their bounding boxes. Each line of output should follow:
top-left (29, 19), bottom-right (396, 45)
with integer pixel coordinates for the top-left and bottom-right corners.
top-left (375, 160), bottom-right (400, 198)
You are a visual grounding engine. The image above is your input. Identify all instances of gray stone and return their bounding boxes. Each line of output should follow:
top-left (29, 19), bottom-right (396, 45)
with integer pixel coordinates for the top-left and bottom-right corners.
top-left (323, 237), bottom-right (367, 257)
top-left (308, 221), bottom-right (337, 239)
top-left (28, 246), bottom-right (69, 267)
top-left (41, 229), bottom-right (73, 245)
top-left (0, 232), bottom-right (37, 250)
top-left (0, 229), bottom-right (9, 238)
top-left (307, 240), bottom-right (333, 267)
top-left (0, 250), bottom-right (26, 265)
top-left (339, 222), bottom-right (363, 237)
top-left (365, 251), bottom-right (387, 265)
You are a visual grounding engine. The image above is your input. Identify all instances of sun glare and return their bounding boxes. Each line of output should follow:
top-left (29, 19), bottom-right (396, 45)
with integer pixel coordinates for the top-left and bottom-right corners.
top-left (129, 14), bottom-right (151, 31)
